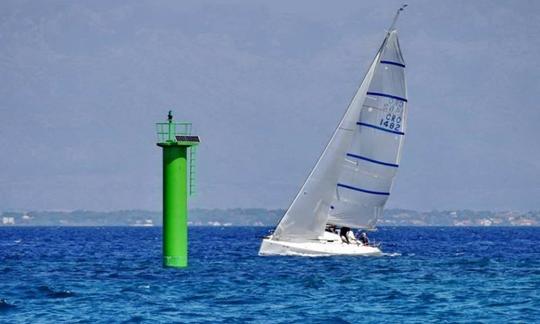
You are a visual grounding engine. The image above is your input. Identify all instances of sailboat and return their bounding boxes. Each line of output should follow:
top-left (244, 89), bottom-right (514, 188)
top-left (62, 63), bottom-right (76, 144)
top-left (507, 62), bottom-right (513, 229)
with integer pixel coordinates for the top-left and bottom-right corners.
top-left (259, 6), bottom-right (409, 256)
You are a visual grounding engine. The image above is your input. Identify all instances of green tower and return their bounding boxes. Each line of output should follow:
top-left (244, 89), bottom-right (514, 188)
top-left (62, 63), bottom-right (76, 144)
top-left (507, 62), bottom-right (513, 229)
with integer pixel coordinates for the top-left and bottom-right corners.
top-left (156, 111), bottom-right (199, 268)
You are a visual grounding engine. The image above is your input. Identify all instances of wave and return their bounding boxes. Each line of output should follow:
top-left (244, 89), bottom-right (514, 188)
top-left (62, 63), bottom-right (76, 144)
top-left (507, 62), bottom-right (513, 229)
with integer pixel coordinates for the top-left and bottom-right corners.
top-left (121, 315), bottom-right (146, 323)
top-left (0, 299), bottom-right (16, 312)
top-left (38, 286), bottom-right (75, 299)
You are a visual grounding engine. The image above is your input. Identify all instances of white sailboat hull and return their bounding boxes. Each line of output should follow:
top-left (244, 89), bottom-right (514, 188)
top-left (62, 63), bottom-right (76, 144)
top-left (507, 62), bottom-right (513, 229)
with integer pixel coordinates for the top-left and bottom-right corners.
top-left (259, 236), bottom-right (382, 257)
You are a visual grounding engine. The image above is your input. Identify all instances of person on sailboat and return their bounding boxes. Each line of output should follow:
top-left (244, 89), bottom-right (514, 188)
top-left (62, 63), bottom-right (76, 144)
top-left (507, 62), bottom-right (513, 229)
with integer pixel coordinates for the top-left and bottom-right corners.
top-left (347, 229), bottom-right (357, 244)
top-left (339, 227), bottom-right (352, 244)
top-left (325, 224), bottom-right (337, 234)
top-left (359, 232), bottom-right (369, 246)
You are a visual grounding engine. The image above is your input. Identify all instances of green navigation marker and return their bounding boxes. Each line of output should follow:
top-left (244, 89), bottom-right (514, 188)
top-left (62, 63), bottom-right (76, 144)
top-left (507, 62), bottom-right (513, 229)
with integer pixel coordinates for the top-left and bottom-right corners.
top-left (156, 111), bottom-right (199, 268)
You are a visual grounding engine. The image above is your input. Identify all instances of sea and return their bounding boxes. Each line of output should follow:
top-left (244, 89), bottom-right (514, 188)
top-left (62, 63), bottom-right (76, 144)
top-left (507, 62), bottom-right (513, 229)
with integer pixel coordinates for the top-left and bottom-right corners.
top-left (0, 226), bottom-right (539, 323)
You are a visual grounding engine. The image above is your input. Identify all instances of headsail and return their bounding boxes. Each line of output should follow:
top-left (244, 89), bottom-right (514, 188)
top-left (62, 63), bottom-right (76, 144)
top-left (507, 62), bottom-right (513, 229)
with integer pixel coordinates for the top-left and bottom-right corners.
top-left (273, 8), bottom-right (408, 241)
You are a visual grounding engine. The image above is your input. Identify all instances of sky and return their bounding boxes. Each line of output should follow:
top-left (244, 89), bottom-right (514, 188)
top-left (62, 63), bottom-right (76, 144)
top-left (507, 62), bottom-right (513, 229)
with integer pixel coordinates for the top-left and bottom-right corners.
top-left (1, 0), bottom-right (539, 212)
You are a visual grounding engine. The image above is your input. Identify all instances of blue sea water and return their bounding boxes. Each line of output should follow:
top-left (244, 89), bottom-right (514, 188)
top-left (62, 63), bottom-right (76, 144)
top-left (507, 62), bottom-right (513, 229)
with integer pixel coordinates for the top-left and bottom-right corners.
top-left (0, 227), bottom-right (539, 323)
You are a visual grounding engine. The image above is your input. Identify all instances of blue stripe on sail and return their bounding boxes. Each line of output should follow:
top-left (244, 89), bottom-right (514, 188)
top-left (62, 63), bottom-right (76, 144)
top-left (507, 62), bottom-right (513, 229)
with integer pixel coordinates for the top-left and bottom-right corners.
top-left (337, 183), bottom-right (390, 196)
top-left (356, 122), bottom-right (405, 135)
top-left (380, 60), bottom-right (406, 68)
top-left (366, 91), bottom-right (408, 102)
top-left (346, 153), bottom-right (399, 168)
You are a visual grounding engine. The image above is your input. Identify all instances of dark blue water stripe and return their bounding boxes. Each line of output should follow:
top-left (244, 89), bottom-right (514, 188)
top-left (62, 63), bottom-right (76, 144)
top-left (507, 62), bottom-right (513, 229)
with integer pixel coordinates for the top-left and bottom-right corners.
top-left (346, 153), bottom-right (399, 168)
top-left (337, 183), bottom-right (390, 196)
top-left (356, 122), bottom-right (405, 135)
top-left (366, 91), bottom-right (407, 102)
top-left (380, 60), bottom-right (406, 68)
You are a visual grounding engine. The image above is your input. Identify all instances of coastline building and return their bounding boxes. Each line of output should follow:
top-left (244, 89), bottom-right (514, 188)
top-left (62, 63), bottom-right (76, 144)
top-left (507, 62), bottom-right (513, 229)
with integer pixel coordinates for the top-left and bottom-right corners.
top-left (2, 217), bottom-right (15, 225)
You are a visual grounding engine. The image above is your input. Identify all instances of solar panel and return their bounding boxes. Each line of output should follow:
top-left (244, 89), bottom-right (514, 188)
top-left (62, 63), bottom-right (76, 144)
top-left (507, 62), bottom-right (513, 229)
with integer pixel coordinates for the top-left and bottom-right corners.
top-left (175, 135), bottom-right (200, 142)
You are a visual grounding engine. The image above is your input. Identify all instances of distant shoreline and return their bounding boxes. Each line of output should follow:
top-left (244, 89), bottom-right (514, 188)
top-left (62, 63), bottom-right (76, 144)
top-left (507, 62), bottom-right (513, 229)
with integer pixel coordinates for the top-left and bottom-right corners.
top-left (1, 208), bottom-right (539, 227)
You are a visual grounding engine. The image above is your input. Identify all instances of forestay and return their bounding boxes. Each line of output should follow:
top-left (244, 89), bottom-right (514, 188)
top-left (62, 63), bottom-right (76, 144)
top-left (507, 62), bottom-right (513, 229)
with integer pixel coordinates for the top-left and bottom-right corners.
top-left (273, 30), bottom-right (407, 241)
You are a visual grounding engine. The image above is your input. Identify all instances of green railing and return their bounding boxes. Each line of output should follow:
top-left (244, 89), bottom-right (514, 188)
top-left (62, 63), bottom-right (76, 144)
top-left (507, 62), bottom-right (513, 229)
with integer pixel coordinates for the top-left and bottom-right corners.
top-left (156, 122), bottom-right (192, 143)
top-left (156, 120), bottom-right (198, 197)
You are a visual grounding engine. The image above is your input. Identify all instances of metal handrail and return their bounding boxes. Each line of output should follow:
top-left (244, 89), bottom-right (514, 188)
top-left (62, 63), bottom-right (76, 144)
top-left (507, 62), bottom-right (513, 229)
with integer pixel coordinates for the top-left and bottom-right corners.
top-left (156, 122), bottom-right (192, 143)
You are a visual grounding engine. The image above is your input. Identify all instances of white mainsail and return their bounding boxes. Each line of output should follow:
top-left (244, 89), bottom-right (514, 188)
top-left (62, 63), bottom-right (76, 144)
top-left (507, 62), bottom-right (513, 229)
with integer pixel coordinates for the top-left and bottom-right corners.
top-left (273, 18), bottom-right (407, 241)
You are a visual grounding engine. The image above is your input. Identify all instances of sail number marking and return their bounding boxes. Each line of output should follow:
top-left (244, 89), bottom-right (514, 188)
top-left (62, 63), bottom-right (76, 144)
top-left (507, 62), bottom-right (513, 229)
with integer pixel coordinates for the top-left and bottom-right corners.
top-left (379, 100), bottom-right (404, 132)
top-left (379, 114), bottom-right (401, 131)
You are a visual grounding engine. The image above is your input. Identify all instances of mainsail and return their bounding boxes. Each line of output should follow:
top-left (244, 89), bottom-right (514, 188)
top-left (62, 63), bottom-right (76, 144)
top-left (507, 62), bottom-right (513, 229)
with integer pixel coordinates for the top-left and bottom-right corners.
top-left (273, 12), bottom-right (408, 241)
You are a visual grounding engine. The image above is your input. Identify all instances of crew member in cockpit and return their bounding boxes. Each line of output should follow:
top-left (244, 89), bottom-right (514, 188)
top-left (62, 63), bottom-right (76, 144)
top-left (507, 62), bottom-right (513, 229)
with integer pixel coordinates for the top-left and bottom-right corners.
top-left (339, 227), bottom-right (351, 244)
top-left (359, 232), bottom-right (370, 245)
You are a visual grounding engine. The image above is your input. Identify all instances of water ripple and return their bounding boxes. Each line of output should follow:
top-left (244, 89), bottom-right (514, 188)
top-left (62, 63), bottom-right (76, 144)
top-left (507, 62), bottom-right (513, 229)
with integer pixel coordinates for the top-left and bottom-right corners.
top-left (0, 226), bottom-right (537, 322)
top-left (0, 299), bottom-right (16, 312)
top-left (37, 285), bottom-right (76, 298)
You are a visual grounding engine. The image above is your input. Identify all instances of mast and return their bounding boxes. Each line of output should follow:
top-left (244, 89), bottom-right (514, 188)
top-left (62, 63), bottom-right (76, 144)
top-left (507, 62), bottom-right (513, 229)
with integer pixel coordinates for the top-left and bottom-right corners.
top-left (374, 4), bottom-right (408, 55)
top-left (388, 4), bottom-right (408, 32)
